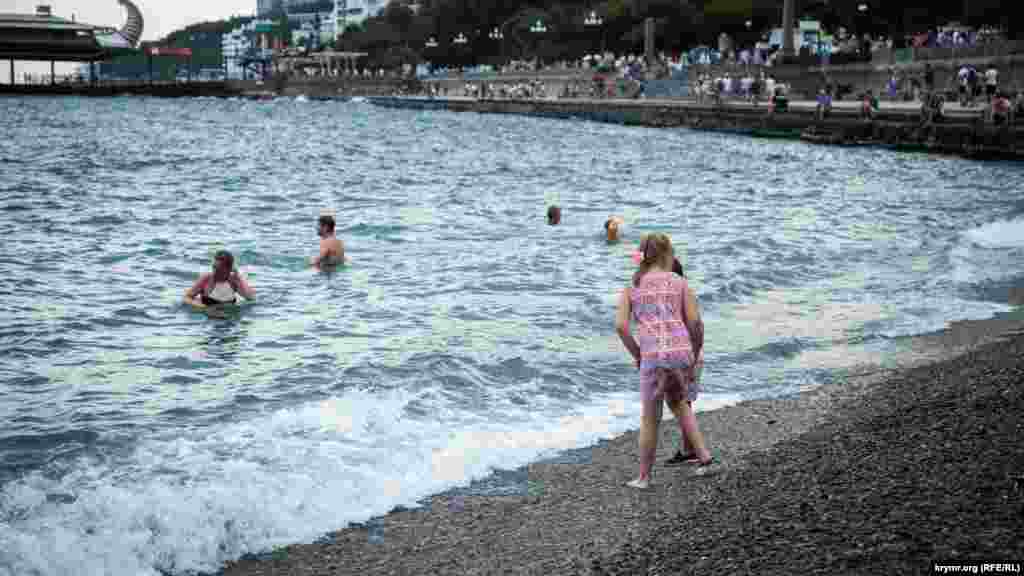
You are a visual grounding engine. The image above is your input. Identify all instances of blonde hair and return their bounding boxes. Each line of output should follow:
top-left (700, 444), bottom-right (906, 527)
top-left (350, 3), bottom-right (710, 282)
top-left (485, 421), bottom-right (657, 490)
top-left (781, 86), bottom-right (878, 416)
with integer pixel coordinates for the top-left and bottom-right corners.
top-left (633, 233), bottom-right (673, 287)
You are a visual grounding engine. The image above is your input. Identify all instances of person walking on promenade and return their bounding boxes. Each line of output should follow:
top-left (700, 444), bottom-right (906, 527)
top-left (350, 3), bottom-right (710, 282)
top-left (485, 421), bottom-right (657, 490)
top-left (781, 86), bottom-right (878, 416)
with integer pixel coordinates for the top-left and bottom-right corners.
top-left (958, 64), bottom-right (971, 107)
top-left (985, 65), bottom-right (999, 100)
top-left (887, 68), bottom-right (899, 101)
top-left (616, 233), bottom-right (711, 489)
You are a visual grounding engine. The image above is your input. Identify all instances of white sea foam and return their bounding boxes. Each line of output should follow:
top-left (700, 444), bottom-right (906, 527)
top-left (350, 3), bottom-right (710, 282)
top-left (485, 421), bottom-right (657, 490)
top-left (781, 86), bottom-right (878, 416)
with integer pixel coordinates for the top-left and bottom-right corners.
top-left (964, 216), bottom-right (1024, 250)
top-left (0, 384), bottom-right (740, 576)
top-left (952, 216), bottom-right (1024, 284)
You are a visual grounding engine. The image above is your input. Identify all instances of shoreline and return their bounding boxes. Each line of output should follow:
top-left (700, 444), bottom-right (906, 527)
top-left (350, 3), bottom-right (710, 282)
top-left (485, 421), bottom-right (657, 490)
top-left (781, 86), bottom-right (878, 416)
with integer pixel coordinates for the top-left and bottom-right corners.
top-left (217, 308), bottom-right (1024, 576)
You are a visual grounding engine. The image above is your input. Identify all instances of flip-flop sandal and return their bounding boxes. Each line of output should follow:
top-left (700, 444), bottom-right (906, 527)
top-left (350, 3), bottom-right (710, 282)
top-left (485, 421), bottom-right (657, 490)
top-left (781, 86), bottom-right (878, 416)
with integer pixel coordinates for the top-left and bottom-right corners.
top-left (664, 451), bottom-right (699, 465)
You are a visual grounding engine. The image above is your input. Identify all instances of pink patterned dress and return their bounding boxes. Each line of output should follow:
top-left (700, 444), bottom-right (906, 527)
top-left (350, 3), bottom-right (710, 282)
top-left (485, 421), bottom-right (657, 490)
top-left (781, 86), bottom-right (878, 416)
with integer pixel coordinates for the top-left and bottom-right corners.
top-left (629, 271), bottom-right (699, 405)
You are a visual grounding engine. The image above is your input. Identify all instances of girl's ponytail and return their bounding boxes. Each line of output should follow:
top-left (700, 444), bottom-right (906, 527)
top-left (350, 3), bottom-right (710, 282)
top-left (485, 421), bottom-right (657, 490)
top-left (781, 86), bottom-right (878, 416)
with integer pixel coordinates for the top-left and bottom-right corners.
top-left (632, 233), bottom-right (673, 287)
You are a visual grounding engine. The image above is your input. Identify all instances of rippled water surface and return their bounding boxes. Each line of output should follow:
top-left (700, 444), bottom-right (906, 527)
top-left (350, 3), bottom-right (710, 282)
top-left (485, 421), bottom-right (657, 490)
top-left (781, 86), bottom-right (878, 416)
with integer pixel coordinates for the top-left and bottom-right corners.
top-left (2, 96), bottom-right (1023, 575)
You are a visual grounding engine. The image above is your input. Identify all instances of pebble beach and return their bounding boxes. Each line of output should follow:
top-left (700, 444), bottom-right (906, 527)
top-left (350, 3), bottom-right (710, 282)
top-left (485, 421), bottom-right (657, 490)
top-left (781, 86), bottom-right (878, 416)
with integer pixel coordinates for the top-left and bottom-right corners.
top-left (219, 308), bottom-right (1024, 576)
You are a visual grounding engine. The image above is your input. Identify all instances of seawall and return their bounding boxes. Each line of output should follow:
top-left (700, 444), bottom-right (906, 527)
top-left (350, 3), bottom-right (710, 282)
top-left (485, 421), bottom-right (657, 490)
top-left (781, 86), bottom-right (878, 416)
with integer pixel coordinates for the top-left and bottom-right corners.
top-left (369, 95), bottom-right (1024, 161)
top-left (0, 76), bottom-right (413, 99)
top-left (0, 81), bottom-right (242, 97)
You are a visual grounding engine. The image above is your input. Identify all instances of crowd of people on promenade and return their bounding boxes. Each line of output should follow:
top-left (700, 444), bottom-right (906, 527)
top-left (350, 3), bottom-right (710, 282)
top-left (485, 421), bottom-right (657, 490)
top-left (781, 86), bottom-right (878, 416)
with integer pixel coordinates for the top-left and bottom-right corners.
top-left (692, 71), bottom-right (789, 107)
top-left (187, 205), bottom-right (713, 489)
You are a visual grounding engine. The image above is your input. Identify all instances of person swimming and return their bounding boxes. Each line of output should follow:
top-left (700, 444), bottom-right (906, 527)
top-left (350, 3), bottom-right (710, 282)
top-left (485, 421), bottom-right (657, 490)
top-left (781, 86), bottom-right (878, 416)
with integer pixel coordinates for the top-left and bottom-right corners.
top-left (605, 216), bottom-right (624, 242)
top-left (547, 205), bottom-right (561, 225)
top-left (184, 250), bottom-right (255, 309)
top-left (311, 214), bottom-right (346, 267)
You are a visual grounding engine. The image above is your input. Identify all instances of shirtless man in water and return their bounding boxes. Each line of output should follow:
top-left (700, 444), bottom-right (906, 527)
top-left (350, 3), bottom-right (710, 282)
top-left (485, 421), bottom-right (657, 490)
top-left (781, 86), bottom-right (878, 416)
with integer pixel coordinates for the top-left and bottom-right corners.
top-left (311, 214), bottom-right (345, 267)
top-left (605, 215), bottom-right (624, 242)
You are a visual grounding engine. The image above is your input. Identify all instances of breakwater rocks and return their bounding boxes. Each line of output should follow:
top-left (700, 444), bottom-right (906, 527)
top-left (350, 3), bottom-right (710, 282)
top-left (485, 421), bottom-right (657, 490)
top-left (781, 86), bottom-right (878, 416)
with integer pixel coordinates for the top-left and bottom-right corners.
top-left (370, 96), bottom-right (1024, 161)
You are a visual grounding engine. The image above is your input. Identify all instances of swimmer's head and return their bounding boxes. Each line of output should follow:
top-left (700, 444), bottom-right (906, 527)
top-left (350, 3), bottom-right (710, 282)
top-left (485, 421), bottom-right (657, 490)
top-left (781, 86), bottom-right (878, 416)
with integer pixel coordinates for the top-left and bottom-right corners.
top-left (212, 250), bottom-right (234, 280)
top-left (605, 217), bottom-right (622, 242)
top-left (318, 215), bottom-right (336, 237)
top-left (547, 205), bottom-right (561, 225)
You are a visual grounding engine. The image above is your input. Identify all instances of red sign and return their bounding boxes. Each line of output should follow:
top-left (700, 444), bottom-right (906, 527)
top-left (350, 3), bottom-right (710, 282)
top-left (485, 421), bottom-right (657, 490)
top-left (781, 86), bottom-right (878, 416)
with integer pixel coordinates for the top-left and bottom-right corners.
top-left (147, 47), bottom-right (193, 57)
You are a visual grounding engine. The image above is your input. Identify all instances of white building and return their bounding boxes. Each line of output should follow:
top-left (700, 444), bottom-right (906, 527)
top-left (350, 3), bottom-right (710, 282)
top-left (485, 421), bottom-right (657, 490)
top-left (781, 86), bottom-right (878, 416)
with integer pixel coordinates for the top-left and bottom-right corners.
top-left (222, 20), bottom-right (275, 79)
top-left (333, 0), bottom-right (391, 36)
top-left (285, 0), bottom-right (337, 45)
top-left (258, 0), bottom-right (284, 16)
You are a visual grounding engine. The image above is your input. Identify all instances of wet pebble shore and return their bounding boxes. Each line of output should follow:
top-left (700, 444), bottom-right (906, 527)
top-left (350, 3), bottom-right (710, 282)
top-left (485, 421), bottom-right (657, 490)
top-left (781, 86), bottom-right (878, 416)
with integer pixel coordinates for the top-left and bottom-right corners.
top-left (219, 319), bottom-right (1024, 576)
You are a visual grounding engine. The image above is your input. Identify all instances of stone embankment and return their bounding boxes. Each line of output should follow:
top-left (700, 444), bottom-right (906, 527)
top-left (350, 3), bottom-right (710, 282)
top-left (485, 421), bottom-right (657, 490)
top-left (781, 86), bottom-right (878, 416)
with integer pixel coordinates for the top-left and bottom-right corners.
top-left (370, 95), bottom-right (1024, 160)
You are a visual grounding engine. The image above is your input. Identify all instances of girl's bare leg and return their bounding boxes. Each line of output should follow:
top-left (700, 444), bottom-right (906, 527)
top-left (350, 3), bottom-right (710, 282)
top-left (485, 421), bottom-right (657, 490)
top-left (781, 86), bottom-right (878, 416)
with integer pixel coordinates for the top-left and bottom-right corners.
top-left (678, 401), bottom-right (711, 463)
top-left (637, 398), bottom-right (662, 480)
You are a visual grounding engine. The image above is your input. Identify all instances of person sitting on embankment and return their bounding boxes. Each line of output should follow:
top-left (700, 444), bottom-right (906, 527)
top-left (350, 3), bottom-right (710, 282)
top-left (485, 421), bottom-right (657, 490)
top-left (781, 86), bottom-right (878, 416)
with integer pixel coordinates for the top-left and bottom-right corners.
top-left (815, 87), bottom-right (833, 120)
top-left (921, 91), bottom-right (945, 126)
top-left (991, 92), bottom-right (1012, 126)
top-left (771, 86), bottom-right (789, 114)
top-left (861, 89), bottom-right (879, 120)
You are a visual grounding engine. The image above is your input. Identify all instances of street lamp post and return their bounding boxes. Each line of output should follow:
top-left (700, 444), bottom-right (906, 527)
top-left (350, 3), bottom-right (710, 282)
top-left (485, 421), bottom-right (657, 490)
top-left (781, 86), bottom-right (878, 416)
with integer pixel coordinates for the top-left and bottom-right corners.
top-left (425, 36), bottom-right (439, 72)
top-left (585, 11), bottom-right (604, 55)
top-left (529, 19), bottom-right (547, 67)
top-left (857, 4), bottom-right (870, 60)
top-left (745, 20), bottom-right (752, 70)
top-left (489, 27), bottom-right (505, 68)
top-left (453, 32), bottom-right (469, 68)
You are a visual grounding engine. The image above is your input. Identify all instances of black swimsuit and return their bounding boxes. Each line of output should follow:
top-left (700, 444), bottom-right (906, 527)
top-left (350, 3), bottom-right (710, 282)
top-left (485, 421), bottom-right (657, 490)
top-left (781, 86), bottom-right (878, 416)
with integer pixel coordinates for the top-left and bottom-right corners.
top-left (200, 278), bottom-right (238, 306)
top-left (200, 293), bottom-right (237, 306)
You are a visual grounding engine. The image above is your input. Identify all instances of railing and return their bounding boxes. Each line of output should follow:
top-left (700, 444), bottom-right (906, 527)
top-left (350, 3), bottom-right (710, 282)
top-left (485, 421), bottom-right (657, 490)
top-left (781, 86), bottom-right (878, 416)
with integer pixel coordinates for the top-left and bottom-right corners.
top-left (874, 40), bottom-right (1024, 64)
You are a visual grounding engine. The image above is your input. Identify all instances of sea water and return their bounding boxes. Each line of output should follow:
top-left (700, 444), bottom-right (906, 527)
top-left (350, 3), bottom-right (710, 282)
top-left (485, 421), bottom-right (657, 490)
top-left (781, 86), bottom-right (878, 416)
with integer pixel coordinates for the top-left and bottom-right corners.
top-left (1, 96), bottom-right (1023, 575)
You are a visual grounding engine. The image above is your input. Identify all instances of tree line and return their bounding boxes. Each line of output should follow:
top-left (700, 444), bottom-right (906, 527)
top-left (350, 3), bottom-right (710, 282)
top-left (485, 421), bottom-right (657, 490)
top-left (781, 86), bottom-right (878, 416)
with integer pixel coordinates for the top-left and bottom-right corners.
top-left (337, 0), bottom-right (1018, 69)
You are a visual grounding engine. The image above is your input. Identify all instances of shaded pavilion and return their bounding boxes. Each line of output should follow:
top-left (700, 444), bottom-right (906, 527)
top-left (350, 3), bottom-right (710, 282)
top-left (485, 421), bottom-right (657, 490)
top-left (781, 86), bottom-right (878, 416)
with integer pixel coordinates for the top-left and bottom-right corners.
top-left (0, 0), bottom-right (143, 84)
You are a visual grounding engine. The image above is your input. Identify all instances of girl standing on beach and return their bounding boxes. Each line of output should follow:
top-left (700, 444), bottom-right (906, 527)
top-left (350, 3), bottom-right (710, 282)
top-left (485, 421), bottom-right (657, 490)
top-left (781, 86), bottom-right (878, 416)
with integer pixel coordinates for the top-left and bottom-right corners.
top-left (616, 233), bottom-right (711, 489)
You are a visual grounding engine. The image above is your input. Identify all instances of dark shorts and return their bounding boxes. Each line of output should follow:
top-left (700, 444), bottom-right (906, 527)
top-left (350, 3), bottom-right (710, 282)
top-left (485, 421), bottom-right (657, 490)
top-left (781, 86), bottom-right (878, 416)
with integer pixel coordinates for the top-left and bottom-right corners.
top-left (987, 84), bottom-right (997, 96)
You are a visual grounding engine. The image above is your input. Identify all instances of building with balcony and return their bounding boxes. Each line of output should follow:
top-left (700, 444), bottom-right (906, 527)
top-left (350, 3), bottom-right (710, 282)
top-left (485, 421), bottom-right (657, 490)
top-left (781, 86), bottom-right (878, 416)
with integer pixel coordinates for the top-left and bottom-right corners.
top-left (222, 19), bottom-right (275, 78)
top-left (333, 0), bottom-right (391, 35)
top-left (257, 0), bottom-right (284, 17)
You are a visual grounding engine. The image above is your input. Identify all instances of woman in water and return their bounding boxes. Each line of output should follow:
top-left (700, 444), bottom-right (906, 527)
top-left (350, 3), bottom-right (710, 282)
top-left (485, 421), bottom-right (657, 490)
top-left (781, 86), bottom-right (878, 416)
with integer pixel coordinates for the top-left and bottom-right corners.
top-left (616, 233), bottom-right (711, 488)
top-left (184, 250), bottom-right (255, 309)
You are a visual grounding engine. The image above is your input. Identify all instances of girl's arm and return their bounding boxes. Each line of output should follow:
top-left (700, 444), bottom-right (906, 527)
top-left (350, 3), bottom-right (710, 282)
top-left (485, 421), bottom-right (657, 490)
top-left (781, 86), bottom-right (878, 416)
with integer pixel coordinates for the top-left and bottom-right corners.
top-left (184, 274), bottom-right (210, 308)
top-left (231, 271), bottom-right (255, 300)
top-left (683, 285), bottom-right (704, 359)
top-left (615, 289), bottom-right (641, 368)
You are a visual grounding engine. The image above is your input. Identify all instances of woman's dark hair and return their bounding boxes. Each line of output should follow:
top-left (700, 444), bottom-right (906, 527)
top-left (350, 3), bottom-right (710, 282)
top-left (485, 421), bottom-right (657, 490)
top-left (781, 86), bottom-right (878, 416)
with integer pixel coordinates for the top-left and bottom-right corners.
top-left (213, 250), bottom-right (234, 282)
top-left (547, 205), bottom-right (561, 225)
top-left (319, 215), bottom-right (336, 233)
top-left (672, 257), bottom-right (685, 277)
